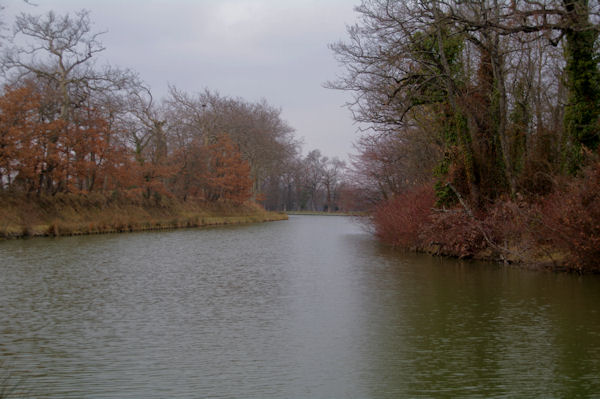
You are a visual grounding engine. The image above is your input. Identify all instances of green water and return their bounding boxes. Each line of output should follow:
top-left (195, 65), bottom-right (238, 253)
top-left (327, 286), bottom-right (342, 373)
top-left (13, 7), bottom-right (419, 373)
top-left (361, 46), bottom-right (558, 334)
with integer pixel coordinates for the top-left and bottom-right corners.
top-left (1, 215), bottom-right (599, 398)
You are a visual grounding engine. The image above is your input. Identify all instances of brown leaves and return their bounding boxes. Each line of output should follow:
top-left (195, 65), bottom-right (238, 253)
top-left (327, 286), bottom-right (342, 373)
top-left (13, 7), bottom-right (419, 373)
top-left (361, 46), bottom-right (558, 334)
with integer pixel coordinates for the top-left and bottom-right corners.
top-left (202, 134), bottom-right (253, 205)
top-left (541, 161), bottom-right (600, 272)
top-left (0, 82), bottom-right (254, 206)
top-left (372, 184), bottom-right (436, 248)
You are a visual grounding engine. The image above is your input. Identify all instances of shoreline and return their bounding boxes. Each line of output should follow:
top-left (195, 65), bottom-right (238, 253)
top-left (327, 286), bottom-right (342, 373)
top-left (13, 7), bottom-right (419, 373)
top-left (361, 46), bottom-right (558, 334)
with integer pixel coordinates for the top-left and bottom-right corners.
top-left (0, 213), bottom-right (288, 239)
top-left (412, 244), bottom-right (586, 274)
top-left (0, 193), bottom-right (287, 239)
top-left (2, 199), bottom-right (588, 274)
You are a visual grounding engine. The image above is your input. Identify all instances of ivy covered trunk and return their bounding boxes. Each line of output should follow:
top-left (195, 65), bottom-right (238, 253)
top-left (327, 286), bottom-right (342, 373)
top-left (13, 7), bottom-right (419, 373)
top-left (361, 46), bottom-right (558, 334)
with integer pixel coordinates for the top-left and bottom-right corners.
top-left (562, 0), bottom-right (600, 173)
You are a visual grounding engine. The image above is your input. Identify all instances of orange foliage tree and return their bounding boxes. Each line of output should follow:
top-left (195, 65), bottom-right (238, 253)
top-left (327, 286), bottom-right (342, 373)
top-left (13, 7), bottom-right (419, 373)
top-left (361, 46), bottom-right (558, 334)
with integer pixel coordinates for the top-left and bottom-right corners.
top-left (203, 134), bottom-right (252, 204)
top-left (0, 83), bottom-right (65, 194)
top-left (0, 82), bottom-right (133, 195)
top-left (170, 139), bottom-right (207, 201)
top-left (0, 81), bottom-right (265, 206)
top-left (66, 106), bottom-right (116, 192)
top-left (0, 84), bottom-right (37, 190)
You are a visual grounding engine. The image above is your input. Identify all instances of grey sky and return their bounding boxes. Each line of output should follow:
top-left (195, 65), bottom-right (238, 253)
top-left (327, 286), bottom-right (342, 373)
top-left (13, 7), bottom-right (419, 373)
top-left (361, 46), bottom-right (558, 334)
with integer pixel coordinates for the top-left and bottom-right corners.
top-left (4, 0), bottom-right (359, 160)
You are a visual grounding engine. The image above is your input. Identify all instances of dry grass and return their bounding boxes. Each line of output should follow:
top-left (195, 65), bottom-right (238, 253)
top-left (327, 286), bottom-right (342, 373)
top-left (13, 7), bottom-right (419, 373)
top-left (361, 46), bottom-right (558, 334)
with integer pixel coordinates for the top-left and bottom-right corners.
top-left (0, 192), bottom-right (287, 238)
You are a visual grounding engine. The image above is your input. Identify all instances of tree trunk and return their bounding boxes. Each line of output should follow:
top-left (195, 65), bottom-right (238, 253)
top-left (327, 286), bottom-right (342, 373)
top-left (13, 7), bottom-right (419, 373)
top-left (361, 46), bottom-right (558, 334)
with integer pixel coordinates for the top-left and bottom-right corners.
top-left (562, 0), bottom-right (600, 173)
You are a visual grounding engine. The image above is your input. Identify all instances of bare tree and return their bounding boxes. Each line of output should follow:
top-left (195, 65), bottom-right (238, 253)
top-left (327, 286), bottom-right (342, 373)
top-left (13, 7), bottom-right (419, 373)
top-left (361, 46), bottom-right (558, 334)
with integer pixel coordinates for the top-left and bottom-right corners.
top-left (329, 0), bottom-right (600, 206)
top-left (165, 87), bottom-right (300, 198)
top-left (322, 157), bottom-right (346, 212)
top-left (3, 10), bottom-right (111, 120)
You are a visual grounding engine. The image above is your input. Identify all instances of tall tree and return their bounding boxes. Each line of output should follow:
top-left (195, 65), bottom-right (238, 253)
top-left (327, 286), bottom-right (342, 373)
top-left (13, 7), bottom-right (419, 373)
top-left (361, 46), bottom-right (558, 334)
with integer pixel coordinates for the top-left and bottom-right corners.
top-left (165, 87), bottom-right (299, 199)
top-left (1, 10), bottom-right (137, 193)
top-left (561, 0), bottom-right (600, 172)
top-left (330, 0), bottom-right (600, 207)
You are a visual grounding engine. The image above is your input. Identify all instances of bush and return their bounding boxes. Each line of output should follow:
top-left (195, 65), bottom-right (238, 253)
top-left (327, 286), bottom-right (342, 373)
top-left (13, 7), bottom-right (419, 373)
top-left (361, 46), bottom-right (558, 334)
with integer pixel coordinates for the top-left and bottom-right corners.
top-left (372, 184), bottom-right (529, 258)
top-left (372, 184), bottom-right (436, 248)
top-left (541, 161), bottom-right (600, 272)
top-left (422, 199), bottom-right (534, 260)
top-left (424, 208), bottom-right (491, 258)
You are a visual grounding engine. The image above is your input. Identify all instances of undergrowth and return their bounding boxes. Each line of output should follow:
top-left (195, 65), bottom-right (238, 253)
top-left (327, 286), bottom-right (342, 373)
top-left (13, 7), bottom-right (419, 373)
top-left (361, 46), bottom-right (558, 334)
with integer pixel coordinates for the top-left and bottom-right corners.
top-left (372, 160), bottom-right (600, 272)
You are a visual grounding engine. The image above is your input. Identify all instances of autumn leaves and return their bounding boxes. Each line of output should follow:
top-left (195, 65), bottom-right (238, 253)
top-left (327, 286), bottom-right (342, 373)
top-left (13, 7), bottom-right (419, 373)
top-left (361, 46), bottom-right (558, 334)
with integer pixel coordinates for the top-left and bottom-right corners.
top-left (0, 10), bottom-right (276, 206)
top-left (0, 80), bottom-right (254, 204)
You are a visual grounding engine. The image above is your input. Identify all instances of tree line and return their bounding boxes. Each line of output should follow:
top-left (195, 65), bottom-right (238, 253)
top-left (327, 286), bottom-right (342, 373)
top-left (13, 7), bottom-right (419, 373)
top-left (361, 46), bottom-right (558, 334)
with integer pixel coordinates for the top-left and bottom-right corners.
top-left (330, 0), bottom-right (600, 270)
top-left (0, 9), bottom-right (353, 211)
top-left (332, 0), bottom-right (600, 204)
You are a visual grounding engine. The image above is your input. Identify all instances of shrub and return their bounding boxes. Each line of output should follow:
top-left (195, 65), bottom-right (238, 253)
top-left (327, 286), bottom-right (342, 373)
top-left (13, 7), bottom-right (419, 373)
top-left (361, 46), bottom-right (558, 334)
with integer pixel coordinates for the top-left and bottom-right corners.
top-left (541, 161), bottom-right (600, 272)
top-left (372, 184), bottom-right (435, 248)
top-left (423, 198), bottom-right (534, 260)
top-left (424, 208), bottom-right (490, 258)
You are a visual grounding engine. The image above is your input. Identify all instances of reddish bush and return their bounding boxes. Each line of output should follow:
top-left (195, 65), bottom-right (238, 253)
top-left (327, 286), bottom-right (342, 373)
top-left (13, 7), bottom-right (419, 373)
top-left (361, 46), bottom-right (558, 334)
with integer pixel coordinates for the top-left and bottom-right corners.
top-left (424, 209), bottom-right (491, 258)
top-left (486, 199), bottom-right (538, 254)
top-left (372, 184), bottom-right (436, 248)
top-left (372, 164), bottom-right (600, 272)
top-left (422, 199), bottom-right (534, 260)
top-left (541, 161), bottom-right (600, 272)
top-left (373, 183), bottom-right (532, 258)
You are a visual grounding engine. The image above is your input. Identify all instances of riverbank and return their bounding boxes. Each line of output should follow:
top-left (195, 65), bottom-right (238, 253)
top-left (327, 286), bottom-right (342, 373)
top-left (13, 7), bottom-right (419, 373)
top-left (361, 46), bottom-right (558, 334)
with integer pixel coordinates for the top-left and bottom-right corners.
top-left (372, 175), bottom-right (600, 274)
top-left (419, 241), bottom-right (570, 274)
top-left (0, 193), bottom-right (287, 239)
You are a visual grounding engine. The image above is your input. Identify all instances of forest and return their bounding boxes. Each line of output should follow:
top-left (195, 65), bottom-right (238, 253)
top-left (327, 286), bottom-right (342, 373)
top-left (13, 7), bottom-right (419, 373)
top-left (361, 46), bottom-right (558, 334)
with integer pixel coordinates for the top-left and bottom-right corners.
top-left (331, 0), bottom-right (600, 272)
top-left (0, 9), bottom-right (357, 237)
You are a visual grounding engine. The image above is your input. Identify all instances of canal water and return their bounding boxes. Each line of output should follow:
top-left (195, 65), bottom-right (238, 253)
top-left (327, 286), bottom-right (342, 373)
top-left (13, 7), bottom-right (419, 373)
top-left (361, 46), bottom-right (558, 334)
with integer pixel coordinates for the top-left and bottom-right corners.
top-left (1, 215), bottom-right (599, 398)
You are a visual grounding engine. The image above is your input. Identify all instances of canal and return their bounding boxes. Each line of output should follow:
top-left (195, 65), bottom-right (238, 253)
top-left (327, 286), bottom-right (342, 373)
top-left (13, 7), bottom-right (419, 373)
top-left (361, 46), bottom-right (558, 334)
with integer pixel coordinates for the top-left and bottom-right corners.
top-left (1, 215), bottom-right (599, 398)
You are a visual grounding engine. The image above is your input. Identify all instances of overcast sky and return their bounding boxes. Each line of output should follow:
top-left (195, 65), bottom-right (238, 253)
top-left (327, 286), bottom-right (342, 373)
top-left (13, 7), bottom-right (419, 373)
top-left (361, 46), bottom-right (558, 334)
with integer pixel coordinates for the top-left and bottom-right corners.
top-left (4, 0), bottom-right (359, 160)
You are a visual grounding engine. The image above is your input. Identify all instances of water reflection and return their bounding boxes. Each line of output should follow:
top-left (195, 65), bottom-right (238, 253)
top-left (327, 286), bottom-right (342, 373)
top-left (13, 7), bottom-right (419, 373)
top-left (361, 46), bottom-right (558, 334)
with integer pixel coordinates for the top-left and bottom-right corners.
top-left (1, 216), bottom-right (599, 398)
top-left (356, 248), bottom-right (600, 398)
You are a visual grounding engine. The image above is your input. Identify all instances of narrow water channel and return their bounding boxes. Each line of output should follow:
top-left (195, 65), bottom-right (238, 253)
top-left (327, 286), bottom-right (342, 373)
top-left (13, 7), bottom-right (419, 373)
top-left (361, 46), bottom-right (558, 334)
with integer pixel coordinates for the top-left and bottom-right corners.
top-left (1, 215), bottom-right (599, 398)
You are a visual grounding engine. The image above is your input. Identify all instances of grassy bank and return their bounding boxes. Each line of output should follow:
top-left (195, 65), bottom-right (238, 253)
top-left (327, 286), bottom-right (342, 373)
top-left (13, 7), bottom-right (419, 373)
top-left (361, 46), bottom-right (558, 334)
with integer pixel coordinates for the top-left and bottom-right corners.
top-left (0, 192), bottom-right (287, 238)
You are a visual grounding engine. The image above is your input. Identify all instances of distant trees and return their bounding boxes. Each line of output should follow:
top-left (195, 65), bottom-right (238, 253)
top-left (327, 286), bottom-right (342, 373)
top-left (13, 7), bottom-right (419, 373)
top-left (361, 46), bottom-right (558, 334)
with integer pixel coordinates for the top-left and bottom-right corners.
top-left (164, 88), bottom-right (299, 198)
top-left (259, 149), bottom-right (354, 212)
top-left (157, 87), bottom-right (355, 212)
